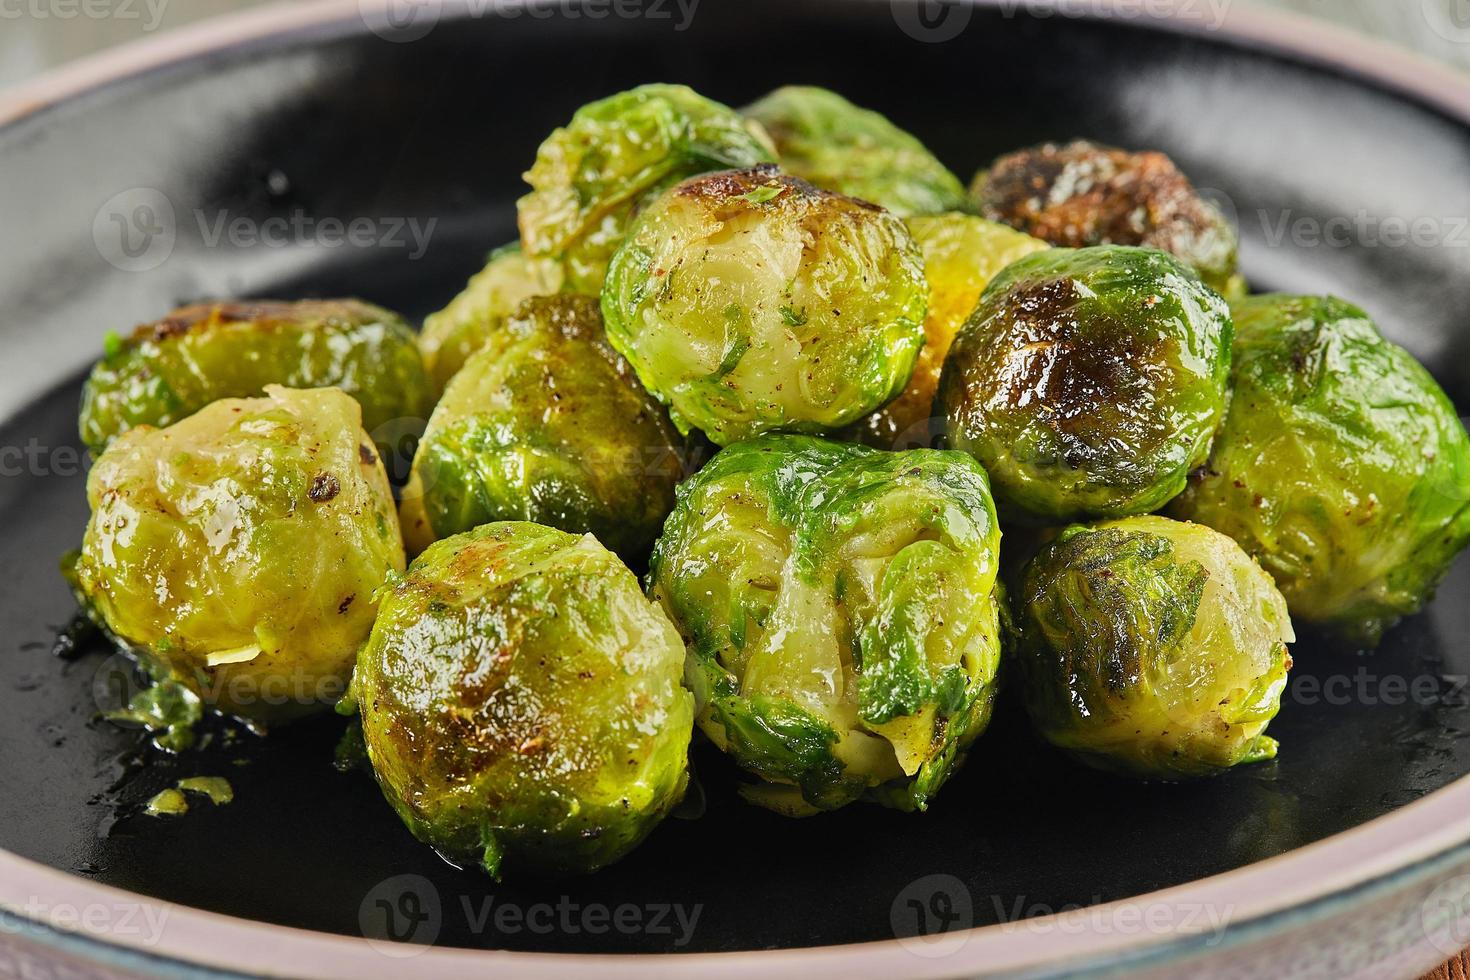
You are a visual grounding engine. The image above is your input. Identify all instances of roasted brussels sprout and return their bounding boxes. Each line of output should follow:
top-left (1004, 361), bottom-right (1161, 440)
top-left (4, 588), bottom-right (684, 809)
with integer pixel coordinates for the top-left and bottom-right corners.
top-left (518, 84), bottom-right (777, 293)
top-left (399, 295), bottom-right (685, 561)
top-left (972, 140), bottom-right (1243, 297)
top-left (1169, 295), bottom-right (1470, 645)
top-left (938, 245), bottom-right (1232, 524)
top-left (78, 299), bottom-right (433, 460)
top-left (72, 386), bottom-right (405, 723)
top-left (845, 213), bottom-right (1047, 448)
top-left (649, 435), bottom-right (1003, 814)
top-left (603, 167), bottom-right (927, 446)
top-left (1013, 516), bottom-right (1293, 779)
top-left (418, 242), bottom-right (565, 393)
top-left (743, 85), bottom-right (968, 217)
top-left (353, 522), bottom-right (693, 878)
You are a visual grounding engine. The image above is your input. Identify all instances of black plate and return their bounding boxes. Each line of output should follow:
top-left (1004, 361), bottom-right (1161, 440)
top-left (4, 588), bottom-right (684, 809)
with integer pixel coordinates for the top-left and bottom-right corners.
top-left (3, 0), bottom-right (1470, 957)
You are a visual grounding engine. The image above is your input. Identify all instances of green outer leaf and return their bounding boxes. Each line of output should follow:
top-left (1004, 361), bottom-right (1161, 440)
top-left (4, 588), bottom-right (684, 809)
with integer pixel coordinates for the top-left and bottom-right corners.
top-left (517, 83), bottom-right (777, 292)
top-left (650, 434), bottom-right (1002, 813)
top-left (1012, 515), bottom-right (1293, 780)
top-left (354, 522), bottom-right (693, 878)
top-left (78, 299), bottom-right (432, 462)
top-left (744, 85), bottom-right (968, 217)
top-left (938, 244), bottom-right (1233, 524)
top-left (602, 168), bottom-right (927, 446)
top-left (1169, 293), bottom-right (1470, 645)
top-left (399, 295), bottom-right (685, 562)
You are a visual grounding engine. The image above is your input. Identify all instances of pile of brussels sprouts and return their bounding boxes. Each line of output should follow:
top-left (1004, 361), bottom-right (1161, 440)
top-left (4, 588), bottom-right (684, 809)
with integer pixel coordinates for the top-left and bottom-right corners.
top-left (66, 84), bottom-right (1470, 878)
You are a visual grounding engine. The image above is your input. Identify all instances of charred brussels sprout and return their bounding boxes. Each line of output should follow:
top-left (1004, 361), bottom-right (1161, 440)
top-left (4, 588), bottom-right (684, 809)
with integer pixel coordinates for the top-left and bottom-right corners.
top-left (79, 299), bottom-right (433, 459)
top-left (353, 522), bottom-right (693, 878)
top-left (1169, 295), bottom-right (1470, 645)
top-left (846, 213), bottom-right (1047, 448)
top-left (399, 295), bottom-right (685, 561)
top-left (938, 245), bottom-right (1232, 524)
top-left (649, 435), bottom-right (1003, 814)
top-left (743, 85), bottom-right (967, 217)
top-left (603, 167), bottom-right (927, 446)
top-left (72, 386), bottom-right (405, 724)
top-left (1013, 516), bottom-right (1293, 779)
top-left (418, 243), bottom-right (565, 393)
top-left (972, 141), bottom-right (1243, 297)
top-left (518, 84), bottom-right (777, 293)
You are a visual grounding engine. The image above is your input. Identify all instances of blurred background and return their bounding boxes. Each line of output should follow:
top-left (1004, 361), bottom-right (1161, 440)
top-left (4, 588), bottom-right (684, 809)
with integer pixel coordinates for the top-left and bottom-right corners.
top-left (2, 0), bottom-right (1470, 90)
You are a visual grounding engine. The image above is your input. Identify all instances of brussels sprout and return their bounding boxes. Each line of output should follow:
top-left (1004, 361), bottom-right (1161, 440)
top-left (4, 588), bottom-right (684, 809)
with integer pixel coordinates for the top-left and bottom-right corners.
top-left (1169, 295), bottom-right (1470, 645)
top-left (71, 386), bottom-right (405, 724)
top-left (603, 167), bottom-right (927, 446)
top-left (78, 299), bottom-right (433, 460)
top-left (743, 86), bottom-right (968, 217)
top-left (938, 245), bottom-right (1232, 524)
top-left (1013, 516), bottom-right (1293, 779)
top-left (418, 243), bottom-right (565, 393)
top-left (972, 140), bottom-right (1244, 297)
top-left (517, 84), bottom-right (777, 293)
top-left (649, 435), bottom-right (1003, 814)
top-left (399, 295), bottom-right (686, 562)
top-left (353, 522), bottom-right (693, 878)
top-left (845, 213), bottom-right (1047, 449)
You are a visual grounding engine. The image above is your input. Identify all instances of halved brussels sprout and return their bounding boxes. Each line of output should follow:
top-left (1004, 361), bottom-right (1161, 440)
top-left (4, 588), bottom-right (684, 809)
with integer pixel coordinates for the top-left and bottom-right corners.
top-left (603, 167), bottom-right (927, 446)
top-left (72, 386), bottom-right (405, 724)
top-left (1169, 294), bottom-right (1470, 645)
top-left (649, 435), bottom-right (1003, 814)
top-left (743, 85), bottom-right (968, 217)
top-left (844, 213), bottom-right (1047, 449)
top-left (399, 295), bottom-right (686, 562)
top-left (517, 83), bottom-right (777, 293)
top-left (972, 140), bottom-right (1244, 297)
top-left (78, 299), bottom-right (433, 459)
top-left (1013, 516), bottom-right (1293, 779)
top-left (938, 245), bottom-right (1232, 524)
top-left (418, 242), bottom-right (565, 393)
top-left (352, 522), bottom-right (693, 878)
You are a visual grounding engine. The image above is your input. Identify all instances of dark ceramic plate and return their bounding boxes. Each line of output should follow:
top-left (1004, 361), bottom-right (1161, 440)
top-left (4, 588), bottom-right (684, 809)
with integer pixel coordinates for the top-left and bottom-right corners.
top-left (4, 2), bottom-right (1470, 977)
